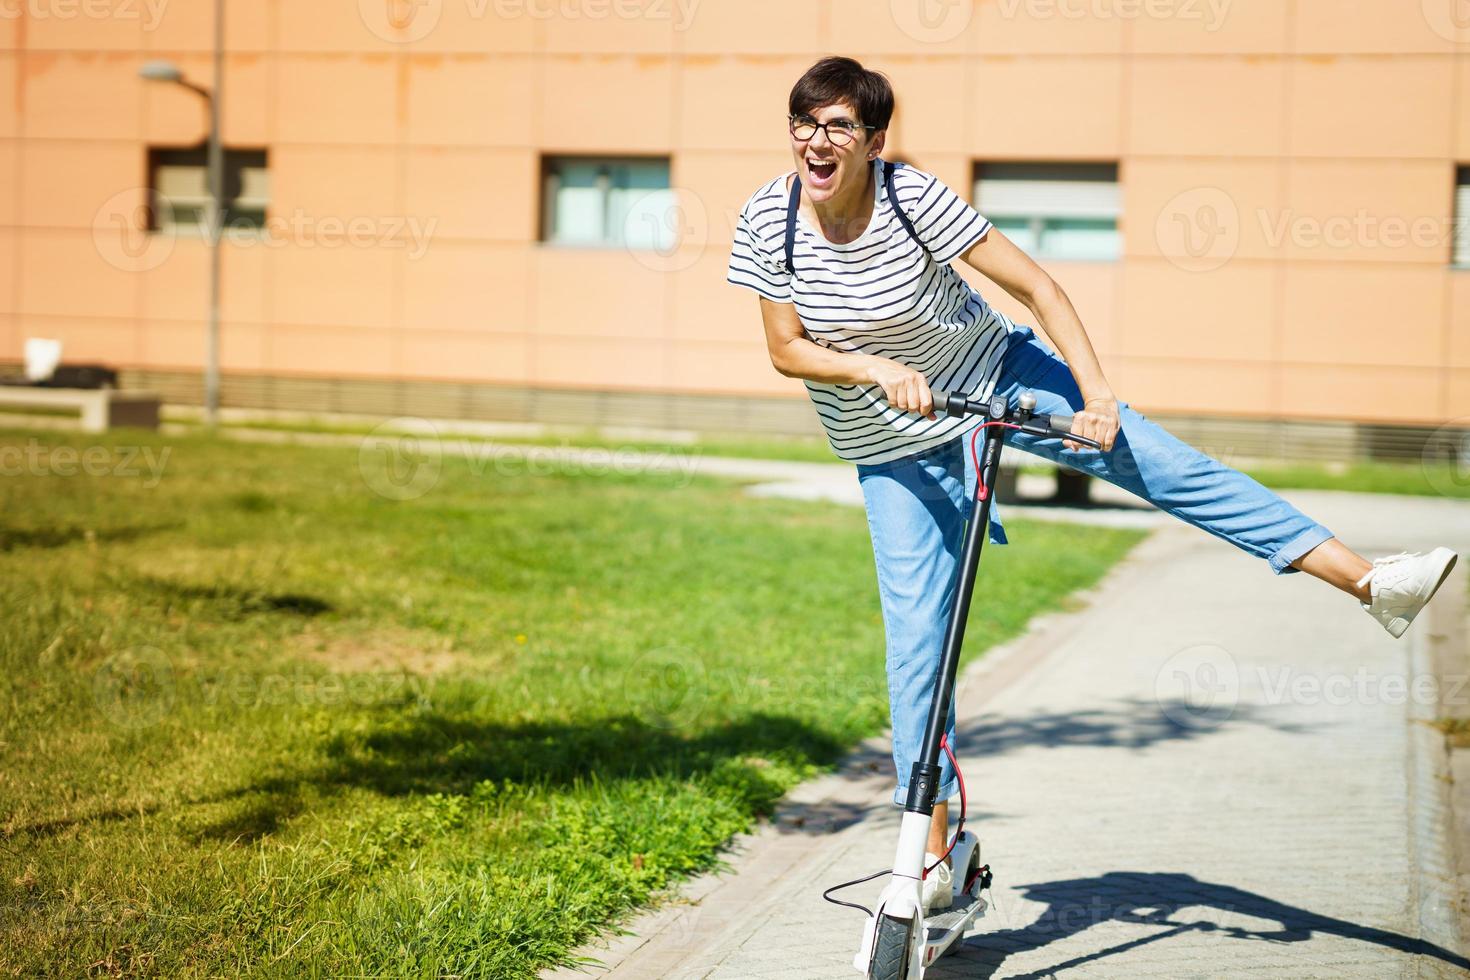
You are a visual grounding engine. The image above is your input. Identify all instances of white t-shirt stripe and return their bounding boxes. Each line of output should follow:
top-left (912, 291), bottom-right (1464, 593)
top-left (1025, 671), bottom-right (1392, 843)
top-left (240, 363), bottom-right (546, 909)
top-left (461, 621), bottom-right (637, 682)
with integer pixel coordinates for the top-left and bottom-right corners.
top-left (726, 158), bottom-right (1014, 465)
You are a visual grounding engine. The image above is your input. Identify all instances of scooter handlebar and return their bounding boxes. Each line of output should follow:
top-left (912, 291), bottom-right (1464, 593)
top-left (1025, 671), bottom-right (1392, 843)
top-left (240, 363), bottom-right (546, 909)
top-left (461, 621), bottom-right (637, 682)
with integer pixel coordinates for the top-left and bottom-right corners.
top-left (925, 389), bottom-right (1102, 450)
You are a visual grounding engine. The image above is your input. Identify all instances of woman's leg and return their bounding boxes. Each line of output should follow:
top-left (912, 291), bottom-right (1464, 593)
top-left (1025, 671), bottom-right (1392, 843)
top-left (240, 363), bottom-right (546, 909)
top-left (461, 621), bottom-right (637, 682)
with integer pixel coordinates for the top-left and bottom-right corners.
top-left (928, 800), bottom-right (948, 859)
top-left (857, 440), bottom-right (967, 845)
top-left (1290, 538), bottom-right (1373, 601)
top-left (992, 328), bottom-right (1349, 580)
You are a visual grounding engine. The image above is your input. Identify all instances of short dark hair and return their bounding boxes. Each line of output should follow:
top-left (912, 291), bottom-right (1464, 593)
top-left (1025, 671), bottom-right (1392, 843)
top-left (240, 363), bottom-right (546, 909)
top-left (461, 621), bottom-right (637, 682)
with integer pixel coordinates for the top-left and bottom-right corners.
top-left (788, 56), bottom-right (894, 132)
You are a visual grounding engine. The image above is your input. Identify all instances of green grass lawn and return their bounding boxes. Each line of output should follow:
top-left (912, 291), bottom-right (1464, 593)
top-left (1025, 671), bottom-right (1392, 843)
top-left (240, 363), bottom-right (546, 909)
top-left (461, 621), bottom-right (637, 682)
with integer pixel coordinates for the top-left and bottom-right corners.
top-left (171, 415), bottom-right (851, 466)
top-left (0, 426), bottom-right (1143, 978)
top-left (1238, 460), bottom-right (1470, 500)
top-left (170, 414), bottom-right (1470, 499)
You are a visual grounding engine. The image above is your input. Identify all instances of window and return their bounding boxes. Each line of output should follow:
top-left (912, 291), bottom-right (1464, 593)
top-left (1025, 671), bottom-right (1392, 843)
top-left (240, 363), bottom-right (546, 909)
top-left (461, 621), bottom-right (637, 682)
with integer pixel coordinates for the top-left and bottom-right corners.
top-left (974, 162), bottom-right (1120, 262)
top-left (541, 156), bottom-right (675, 250)
top-left (148, 147), bottom-right (269, 235)
top-left (1455, 166), bottom-right (1470, 268)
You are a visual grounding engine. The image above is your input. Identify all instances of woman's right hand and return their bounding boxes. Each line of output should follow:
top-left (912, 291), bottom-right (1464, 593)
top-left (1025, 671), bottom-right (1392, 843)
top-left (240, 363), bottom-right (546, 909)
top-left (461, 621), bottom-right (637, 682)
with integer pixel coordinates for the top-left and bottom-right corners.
top-left (864, 356), bottom-right (937, 420)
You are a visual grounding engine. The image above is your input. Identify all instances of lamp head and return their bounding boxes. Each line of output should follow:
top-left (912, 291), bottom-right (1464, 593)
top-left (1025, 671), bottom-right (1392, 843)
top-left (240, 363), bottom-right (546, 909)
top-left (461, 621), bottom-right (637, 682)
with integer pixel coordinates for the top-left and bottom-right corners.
top-left (139, 60), bottom-right (184, 83)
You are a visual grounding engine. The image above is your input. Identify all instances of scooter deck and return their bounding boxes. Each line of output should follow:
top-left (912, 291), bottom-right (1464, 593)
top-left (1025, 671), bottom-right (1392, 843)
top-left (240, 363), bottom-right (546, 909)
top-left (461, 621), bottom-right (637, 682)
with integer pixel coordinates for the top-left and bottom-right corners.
top-left (922, 892), bottom-right (987, 964)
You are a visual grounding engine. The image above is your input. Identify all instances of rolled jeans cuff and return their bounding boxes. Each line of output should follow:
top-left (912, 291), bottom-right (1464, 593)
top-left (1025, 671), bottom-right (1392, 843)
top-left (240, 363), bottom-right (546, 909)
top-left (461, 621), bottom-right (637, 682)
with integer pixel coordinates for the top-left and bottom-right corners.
top-left (1269, 525), bottom-right (1335, 575)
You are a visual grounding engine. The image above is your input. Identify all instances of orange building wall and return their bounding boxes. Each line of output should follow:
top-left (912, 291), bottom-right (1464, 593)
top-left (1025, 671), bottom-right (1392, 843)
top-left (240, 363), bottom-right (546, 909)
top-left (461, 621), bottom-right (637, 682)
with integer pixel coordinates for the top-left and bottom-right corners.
top-left (4, 0), bottom-right (1468, 424)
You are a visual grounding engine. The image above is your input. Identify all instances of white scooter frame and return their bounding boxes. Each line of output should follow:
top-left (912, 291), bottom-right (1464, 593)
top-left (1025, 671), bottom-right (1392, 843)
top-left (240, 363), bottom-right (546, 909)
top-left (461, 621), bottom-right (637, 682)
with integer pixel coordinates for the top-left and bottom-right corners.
top-left (851, 822), bottom-right (988, 977)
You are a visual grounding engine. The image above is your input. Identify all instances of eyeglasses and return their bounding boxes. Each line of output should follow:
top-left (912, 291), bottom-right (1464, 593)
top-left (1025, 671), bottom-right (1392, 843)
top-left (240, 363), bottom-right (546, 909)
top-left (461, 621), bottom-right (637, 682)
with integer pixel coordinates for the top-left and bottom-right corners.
top-left (788, 113), bottom-right (875, 147)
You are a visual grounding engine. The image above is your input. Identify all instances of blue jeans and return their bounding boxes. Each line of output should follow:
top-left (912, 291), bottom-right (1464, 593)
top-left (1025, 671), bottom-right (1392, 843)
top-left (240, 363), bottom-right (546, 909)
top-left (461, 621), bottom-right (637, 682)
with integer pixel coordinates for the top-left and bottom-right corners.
top-left (856, 325), bottom-right (1336, 805)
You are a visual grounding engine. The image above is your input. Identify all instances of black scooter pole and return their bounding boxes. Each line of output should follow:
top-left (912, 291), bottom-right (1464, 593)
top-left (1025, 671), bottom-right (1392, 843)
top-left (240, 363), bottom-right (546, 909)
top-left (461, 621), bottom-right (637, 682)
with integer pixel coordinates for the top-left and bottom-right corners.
top-left (902, 394), bottom-right (1010, 816)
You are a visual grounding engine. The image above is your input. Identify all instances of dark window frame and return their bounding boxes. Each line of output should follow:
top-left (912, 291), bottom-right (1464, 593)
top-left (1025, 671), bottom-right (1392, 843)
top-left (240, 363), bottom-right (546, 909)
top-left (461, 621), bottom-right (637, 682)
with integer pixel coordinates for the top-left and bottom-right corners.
top-left (971, 159), bottom-right (1122, 263)
top-left (1454, 164), bottom-right (1469, 270)
top-left (146, 145), bottom-right (270, 236)
top-left (538, 153), bottom-right (674, 249)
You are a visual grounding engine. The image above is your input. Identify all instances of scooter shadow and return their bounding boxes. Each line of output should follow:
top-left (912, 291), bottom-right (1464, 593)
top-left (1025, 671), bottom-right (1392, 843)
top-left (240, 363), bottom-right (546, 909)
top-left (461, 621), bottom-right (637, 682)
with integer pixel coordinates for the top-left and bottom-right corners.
top-left (772, 697), bottom-right (1316, 837)
top-left (931, 871), bottom-right (1470, 978)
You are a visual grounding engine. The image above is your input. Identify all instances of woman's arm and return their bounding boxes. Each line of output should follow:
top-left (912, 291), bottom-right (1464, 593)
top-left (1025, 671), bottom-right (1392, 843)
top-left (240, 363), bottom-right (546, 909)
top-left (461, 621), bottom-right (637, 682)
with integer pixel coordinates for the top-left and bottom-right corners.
top-left (960, 229), bottom-right (1121, 452)
top-left (758, 297), bottom-right (941, 420)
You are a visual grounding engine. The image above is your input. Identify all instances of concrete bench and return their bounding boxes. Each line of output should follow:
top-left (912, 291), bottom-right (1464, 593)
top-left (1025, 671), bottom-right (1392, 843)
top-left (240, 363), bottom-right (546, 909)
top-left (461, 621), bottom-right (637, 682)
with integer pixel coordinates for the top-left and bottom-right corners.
top-left (995, 456), bottom-right (1092, 504)
top-left (0, 386), bottom-right (161, 432)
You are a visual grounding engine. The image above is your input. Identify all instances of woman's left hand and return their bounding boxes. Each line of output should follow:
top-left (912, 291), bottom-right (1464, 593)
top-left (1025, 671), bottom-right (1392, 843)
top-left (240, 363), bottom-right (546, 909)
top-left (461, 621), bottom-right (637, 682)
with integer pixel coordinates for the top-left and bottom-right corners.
top-left (1065, 396), bottom-right (1121, 453)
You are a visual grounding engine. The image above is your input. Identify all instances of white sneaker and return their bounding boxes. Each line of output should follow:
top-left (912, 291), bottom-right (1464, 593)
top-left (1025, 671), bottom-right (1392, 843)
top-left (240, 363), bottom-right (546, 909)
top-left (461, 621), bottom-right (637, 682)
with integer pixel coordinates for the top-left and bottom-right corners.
top-left (920, 853), bottom-right (953, 912)
top-left (1357, 547), bottom-right (1458, 639)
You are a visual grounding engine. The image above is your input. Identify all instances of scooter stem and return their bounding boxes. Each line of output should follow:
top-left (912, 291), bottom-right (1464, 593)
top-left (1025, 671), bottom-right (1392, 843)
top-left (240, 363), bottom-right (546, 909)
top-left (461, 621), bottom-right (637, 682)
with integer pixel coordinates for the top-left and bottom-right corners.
top-left (903, 395), bottom-right (1008, 817)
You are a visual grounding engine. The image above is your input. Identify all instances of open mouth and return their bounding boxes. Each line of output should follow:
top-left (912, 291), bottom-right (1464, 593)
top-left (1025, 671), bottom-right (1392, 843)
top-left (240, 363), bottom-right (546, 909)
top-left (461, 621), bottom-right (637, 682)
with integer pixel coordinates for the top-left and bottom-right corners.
top-left (807, 158), bottom-right (838, 188)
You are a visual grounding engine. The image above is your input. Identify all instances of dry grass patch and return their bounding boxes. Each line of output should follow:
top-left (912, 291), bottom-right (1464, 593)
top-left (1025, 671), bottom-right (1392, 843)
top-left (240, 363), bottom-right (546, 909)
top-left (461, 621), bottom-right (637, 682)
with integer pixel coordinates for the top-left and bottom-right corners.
top-left (293, 625), bottom-right (466, 676)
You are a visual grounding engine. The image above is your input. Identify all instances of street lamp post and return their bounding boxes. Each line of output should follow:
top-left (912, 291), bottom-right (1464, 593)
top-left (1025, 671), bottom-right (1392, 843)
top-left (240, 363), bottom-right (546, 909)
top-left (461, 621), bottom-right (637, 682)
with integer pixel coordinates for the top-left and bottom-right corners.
top-left (139, 0), bottom-right (225, 428)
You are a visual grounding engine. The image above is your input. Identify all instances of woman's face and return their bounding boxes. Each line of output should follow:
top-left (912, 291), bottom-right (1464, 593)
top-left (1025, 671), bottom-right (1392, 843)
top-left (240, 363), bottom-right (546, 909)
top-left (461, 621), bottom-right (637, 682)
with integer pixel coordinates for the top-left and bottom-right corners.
top-left (789, 101), bottom-right (884, 205)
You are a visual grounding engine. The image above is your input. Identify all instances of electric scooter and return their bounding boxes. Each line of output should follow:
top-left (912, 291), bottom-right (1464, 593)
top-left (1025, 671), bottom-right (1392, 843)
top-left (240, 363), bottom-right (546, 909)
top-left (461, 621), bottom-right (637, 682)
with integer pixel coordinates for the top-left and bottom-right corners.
top-left (834, 389), bottom-right (1104, 980)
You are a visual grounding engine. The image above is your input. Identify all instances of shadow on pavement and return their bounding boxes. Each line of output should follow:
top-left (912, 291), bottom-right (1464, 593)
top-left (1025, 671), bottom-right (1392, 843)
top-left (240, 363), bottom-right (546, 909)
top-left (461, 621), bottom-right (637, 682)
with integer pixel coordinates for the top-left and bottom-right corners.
top-left (770, 698), bottom-right (1314, 836)
top-left (11, 699), bottom-right (1321, 846)
top-left (955, 697), bottom-right (1315, 756)
top-left (943, 871), bottom-right (1470, 977)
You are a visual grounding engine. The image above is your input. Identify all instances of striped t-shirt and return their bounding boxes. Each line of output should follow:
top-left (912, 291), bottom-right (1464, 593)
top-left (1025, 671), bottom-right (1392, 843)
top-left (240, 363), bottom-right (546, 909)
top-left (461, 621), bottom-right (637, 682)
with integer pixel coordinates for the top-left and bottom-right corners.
top-left (726, 158), bottom-right (1017, 466)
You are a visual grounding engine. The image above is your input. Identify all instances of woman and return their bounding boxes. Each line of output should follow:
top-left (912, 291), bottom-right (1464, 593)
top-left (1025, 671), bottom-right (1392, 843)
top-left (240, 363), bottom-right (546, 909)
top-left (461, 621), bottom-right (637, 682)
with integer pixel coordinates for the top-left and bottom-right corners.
top-left (724, 56), bottom-right (1457, 908)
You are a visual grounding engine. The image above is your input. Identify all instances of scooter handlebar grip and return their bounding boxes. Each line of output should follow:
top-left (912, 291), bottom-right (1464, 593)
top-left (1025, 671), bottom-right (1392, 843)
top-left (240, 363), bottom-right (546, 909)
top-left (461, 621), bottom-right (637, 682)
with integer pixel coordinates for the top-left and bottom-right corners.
top-left (1049, 413), bottom-right (1104, 449)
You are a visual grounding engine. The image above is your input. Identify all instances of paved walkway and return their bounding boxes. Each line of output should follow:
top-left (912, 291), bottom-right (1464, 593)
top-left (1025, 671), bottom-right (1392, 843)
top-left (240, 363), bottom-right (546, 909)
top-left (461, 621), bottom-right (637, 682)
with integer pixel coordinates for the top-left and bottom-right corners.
top-left (547, 488), bottom-right (1470, 980)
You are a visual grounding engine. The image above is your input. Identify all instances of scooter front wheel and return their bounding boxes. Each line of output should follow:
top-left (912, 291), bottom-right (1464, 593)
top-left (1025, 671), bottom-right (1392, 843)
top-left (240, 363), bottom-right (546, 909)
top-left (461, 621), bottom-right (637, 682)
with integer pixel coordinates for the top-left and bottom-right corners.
top-left (868, 913), bottom-right (915, 980)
